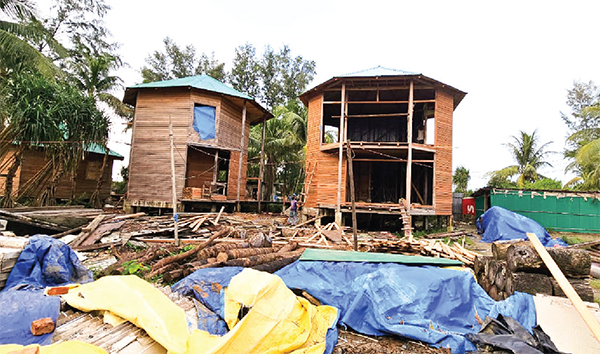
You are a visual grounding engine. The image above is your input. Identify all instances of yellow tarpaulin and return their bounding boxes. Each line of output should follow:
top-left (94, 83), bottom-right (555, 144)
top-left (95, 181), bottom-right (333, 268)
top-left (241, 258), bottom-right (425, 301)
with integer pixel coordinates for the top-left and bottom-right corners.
top-left (61, 275), bottom-right (189, 354)
top-left (60, 270), bottom-right (337, 354)
top-left (186, 268), bottom-right (338, 354)
top-left (0, 340), bottom-right (107, 354)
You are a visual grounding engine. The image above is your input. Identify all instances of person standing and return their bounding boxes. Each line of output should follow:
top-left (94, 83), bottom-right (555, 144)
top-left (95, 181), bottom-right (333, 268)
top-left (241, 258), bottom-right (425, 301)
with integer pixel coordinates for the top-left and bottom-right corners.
top-left (288, 194), bottom-right (299, 225)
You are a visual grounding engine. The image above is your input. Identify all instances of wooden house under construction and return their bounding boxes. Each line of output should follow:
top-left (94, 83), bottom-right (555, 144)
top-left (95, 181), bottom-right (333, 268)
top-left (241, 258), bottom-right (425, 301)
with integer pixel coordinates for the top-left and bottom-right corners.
top-left (300, 67), bottom-right (466, 226)
top-left (123, 75), bottom-right (272, 212)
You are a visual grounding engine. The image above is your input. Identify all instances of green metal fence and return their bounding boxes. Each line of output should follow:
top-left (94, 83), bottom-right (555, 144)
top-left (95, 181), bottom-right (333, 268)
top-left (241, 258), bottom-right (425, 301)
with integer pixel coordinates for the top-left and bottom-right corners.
top-left (476, 190), bottom-right (600, 233)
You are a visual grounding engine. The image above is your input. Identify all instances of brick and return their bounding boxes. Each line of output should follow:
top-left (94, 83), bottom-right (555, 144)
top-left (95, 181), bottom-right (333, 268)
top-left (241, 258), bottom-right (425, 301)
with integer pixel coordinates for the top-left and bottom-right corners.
top-left (30, 317), bottom-right (55, 336)
top-left (46, 286), bottom-right (70, 296)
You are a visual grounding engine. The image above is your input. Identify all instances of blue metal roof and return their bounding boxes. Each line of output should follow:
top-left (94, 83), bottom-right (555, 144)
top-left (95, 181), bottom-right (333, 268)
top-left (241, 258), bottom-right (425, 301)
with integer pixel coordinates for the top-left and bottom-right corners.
top-left (340, 66), bottom-right (420, 77)
top-left (128, 74), bottom-right (253, 100)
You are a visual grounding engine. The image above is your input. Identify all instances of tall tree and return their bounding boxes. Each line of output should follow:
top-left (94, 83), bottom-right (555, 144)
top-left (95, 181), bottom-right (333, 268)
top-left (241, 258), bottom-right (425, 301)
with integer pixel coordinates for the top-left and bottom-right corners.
top-left (141, 37), bottom-right (227, 83)
top-left (487, 130), bottom-right (553, 188)
top-left (561, 81), bottom-right (600, 190)
top-left (452, 166), bottom-right (470, 194)
top-left (230, 43), bottom-right (260, 99)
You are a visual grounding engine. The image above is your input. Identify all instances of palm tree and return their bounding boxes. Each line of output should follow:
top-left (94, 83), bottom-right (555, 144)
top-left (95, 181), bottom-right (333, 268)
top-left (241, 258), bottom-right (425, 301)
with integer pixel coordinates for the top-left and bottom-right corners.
top-left (0, 0), bottom-right (65, 75)
top-left (67, 46), bottom-right (131, 207)
top-left (488, 130), bottom-right (553, 188)
top-left (248, 104), bottom-right (307, 201)
top-left (453, 166), bottom-right (470, 194)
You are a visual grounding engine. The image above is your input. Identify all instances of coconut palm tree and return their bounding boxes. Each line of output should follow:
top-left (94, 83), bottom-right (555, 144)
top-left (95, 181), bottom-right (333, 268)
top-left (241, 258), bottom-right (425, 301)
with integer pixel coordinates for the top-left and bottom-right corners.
top-left (563, 105), bottom-right (600, 190)
top-left (488, 130), bottom-right (553, 188)
top-left (67, 46), bottom-right (131, 206)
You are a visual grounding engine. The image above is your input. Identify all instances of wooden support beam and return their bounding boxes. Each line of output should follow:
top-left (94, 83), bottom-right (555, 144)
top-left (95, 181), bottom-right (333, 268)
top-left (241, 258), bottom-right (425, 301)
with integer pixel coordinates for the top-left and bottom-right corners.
top-left (336, 83), bottom-right (346, 223)
top-left (332, 113), bottom-right (409, 118)
top-left (405, 80), bottom-right (414, 210)
top-left (353, 159), bottom-right (434, 163)
top-left (237, 101), bottom-right (247, 212)
top-left (346, 143), bottom-right (358, 251)
top-left (258, 116), bottom-right (267, 212)
top-left (526, 232), bottom-right (600, 345)
top-left (212, 150), bottom-right (219, 184)
top-left (169, 115), bottom-right (179, 246)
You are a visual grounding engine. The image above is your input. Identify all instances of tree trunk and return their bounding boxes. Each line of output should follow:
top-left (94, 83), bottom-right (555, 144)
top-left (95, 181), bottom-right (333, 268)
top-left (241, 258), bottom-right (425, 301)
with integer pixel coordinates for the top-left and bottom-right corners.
top-left (1, 151), bottom-right (21, 208)
top-left (507, 244), bottom-right (591, 277)
top-left (90, 149), bottom-right (110, 209)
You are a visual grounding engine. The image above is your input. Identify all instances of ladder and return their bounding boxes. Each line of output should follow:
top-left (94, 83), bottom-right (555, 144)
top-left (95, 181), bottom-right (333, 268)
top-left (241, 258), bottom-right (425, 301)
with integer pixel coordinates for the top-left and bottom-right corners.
top-left (301, 162), bottom-right (317, 203)
top-left (399, 199), bottom-right (413, 241)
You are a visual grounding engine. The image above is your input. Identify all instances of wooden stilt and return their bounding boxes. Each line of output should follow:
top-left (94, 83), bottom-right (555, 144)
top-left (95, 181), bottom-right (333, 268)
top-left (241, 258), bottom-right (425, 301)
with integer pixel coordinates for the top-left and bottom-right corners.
top-left (237, 101), bottom-right (247, 212)
top-left (346, 142), bottom-right (358, 250)
top-left (258, 115), bottom-right (267, 212)
top-left (169, 115), bottom-right (179, 246)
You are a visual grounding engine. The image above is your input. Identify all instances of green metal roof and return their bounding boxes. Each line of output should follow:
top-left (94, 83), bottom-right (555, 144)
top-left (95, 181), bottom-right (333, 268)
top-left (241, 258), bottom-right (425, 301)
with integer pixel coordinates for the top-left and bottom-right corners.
top-left (86, 143), bottom-right (124, 159)
top-left (340, 65), bottom-right (420, 77)
top-left (128, 74), bottom-right (253, 100)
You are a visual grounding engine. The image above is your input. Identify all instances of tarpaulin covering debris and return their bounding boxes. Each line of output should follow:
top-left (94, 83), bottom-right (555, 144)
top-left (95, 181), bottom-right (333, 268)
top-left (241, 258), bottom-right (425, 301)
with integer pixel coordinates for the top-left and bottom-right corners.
top-left (476, 206), bottom-right (567, 247)
top-left (173, 268), bottom-right (339, 354)
top-left (62, 275), bottom-right (189, 354)
top-left (0, 340), bottom-right (107, 354)
top-left (4, 235), bottom-right (92, 290)
top-left (275, 261), bottom-right (537, 354)
top-left (0, 235), bottom-right (93, 346)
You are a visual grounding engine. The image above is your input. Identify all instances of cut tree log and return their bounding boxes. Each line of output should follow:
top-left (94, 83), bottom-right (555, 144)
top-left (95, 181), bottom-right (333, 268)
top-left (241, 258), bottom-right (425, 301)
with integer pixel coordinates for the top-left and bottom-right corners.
top-left (492, 240), bottom-right (529, 261)
top-left (507, 244), bottom-right (591, 277)
top-left (512, 272), bottom-right (553, 296)
top-left (251, 252), bottom-right (304, 273)
top-left (224, 249), bottom-right (304, 268)
top-left (216, 247), bottom-right (279, 262)
top-left (152, 227), bottom-right (232, 270)
top-left (550, 278), bottom-right (595, 303)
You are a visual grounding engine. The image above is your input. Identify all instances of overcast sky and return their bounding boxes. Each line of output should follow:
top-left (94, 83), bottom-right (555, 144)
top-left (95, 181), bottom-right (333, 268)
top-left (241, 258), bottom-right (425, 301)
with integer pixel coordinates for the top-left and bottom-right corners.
top-left (39, 1), bottom-right (600, 188)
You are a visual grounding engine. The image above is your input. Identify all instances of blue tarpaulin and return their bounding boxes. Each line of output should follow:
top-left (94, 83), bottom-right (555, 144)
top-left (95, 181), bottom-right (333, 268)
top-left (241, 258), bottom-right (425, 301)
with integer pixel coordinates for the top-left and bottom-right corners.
top-left (0, 235), bottom-right (92, 346)
top-left (172, 267), bottom-right (244, 335)
top-left (193, 105), bottom-right (216, 140)
top-left (476, 206), bottom-right (567, 247)
top-left (276, 261), bottom-right (536, 354)
top-left (173, 261), bottom-right (536, 354)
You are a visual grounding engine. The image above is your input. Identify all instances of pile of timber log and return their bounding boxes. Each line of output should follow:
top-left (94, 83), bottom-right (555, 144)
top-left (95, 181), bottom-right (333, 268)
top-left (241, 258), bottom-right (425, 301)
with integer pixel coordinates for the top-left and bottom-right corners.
top-left (567, 238), bottom-right (600, 263)
top-left (105, 226), bottom-right (305, 283)
top-left (474, 240), bottom-right (593, 302)
top-left (361, 237), bottom-right (478, 266)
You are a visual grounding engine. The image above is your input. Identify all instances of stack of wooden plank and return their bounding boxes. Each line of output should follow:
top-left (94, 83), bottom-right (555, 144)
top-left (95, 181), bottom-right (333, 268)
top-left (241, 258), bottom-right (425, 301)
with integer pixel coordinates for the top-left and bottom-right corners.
top-left (0, 236), bottom-right (28, 290)
top-left (361, 238), bottom-right (478, 266)
top-left (475, 240), bottom-right (593, 301)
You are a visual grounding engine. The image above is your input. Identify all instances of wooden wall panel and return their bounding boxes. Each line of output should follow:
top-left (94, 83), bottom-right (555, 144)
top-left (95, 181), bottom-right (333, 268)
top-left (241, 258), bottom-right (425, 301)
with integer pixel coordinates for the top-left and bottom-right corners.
top-left (304, 95), bottom-right (346, 207)
top-left (11, 150), bottom-right (113, 200)
top-left (434, 90), bottom-right (454, 215)
top-left (128, 88), bottom-right (190, 202)
top-left (0, 148), bottom-right (21, 196)
top-left (185, 148), bottom-right (215, 189)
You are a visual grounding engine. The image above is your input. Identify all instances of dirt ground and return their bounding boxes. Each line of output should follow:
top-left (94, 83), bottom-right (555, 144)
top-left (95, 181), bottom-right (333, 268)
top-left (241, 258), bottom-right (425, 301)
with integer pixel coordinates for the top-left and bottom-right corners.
top-left (334, 330), bottom-right (450, 354)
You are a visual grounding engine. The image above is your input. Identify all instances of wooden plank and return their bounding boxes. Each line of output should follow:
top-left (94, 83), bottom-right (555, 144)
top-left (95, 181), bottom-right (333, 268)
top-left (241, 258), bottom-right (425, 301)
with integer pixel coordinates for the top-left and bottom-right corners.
top-left (526, 232), bottom-right (600, 344)
top-left (405, 80), bottom-right (414, 210)
top-left (336, 83), bottom-right (346, 220)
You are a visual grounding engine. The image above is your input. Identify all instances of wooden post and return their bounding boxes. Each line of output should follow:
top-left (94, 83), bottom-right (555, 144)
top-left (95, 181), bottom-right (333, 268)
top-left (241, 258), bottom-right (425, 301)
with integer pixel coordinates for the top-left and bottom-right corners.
top-left (212, 150), bottom-right (219, 184)
top-left (237, 101), bottom-right (247, 212)
top-left (405, 80), bottom-right (414, 211)
top-left (346, 142), bottom-right (358, 250)
top-left (336, 83), bottom-right (346, 225)
top-left (169, 115), bottom-right (179, 246)
top-left (526, 232), bottom-right (600, 344)
top-left (258, 116), bottom-right (267, 213)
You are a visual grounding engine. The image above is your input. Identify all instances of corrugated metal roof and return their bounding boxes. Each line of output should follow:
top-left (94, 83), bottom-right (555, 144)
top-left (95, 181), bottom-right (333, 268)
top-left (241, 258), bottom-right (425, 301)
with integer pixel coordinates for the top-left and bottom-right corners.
top-left (86, 143), bottom-right (124, 159)
top-left (128, 75), bottom-right (253, 100)
top-left (340, 66), bottom-right (419, 77)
